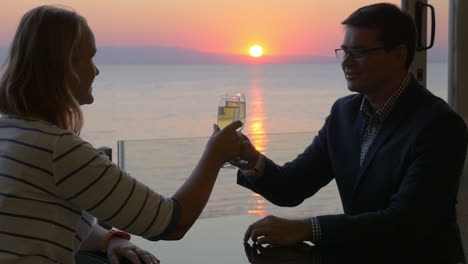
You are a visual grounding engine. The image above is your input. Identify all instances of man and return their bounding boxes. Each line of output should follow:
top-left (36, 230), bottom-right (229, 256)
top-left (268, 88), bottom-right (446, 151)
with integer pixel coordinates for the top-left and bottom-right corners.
top-left (233, 3), bottom-right (467, 262)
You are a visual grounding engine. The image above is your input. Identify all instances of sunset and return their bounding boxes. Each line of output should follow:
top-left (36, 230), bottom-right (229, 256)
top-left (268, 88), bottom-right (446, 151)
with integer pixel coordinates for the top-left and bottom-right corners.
top-left (0, 1), bottom-right (465, 263)
top-left (0, 0), bottom-right (449, 61)
top-left (249, 45), bottom-right (263, 57)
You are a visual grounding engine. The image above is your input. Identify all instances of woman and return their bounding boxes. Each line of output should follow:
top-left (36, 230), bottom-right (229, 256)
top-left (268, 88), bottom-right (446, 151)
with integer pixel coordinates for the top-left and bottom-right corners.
top-left (0, 5), bottom-right (241, 264)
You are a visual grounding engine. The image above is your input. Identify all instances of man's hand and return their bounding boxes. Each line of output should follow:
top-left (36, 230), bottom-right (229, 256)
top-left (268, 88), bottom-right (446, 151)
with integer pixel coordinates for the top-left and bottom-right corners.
top-left (243, 242), bottom-right (314, 264)
top-left (244, 215), bottom-right (313, 246)
top-left (230, 133), bottom-right (260, 170)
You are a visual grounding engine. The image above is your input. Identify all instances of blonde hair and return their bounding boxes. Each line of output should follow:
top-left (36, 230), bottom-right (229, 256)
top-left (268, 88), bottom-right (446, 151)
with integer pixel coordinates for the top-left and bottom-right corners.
top-left (0, 5), bottom-right (87, 134)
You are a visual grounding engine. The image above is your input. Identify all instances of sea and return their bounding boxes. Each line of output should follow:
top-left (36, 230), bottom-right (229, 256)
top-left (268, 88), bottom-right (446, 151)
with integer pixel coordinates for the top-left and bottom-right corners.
top-left (81, 63), bottom-right (447, 151)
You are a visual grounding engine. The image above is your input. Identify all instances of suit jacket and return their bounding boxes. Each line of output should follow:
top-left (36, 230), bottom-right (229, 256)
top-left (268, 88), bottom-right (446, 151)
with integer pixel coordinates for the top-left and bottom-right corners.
top-left (238, 75), bottom-right (468, 262)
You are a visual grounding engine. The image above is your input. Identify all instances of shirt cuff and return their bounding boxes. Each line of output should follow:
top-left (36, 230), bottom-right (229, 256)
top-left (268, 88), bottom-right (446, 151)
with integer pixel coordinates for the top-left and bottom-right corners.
top-left (310, 217), bottom-right (322, 243)
top-left (240, 154), bottom-right (265, 178)
top-left (147, 198), bottom-right (181, 241)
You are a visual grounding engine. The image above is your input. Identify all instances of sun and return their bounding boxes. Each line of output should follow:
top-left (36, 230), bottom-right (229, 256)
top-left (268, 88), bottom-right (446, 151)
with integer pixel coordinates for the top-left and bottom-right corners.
top-left (249, 45), bottom-right (263, 57)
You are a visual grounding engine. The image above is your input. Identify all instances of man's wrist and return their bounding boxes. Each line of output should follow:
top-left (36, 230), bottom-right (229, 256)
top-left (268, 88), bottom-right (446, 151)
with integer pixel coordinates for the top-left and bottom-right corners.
top-left (240, 154), bottom-right (264, 176)
top-left (253, 153), bottom-right (264, 172)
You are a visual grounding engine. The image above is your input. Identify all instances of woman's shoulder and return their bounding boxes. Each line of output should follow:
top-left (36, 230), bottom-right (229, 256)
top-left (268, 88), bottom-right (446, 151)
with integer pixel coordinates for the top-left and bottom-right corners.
top-left (0, 114), bottom-right (74, 136)
top-left (0, 114), bottom-right (87, 152)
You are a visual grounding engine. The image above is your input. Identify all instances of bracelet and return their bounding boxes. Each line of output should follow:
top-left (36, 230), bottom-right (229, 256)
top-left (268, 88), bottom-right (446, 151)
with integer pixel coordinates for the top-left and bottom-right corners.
top-left (100, 230), bottom-right (131, 252)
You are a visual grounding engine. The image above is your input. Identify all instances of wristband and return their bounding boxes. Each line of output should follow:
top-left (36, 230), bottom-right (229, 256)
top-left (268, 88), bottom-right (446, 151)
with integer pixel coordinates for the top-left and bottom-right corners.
top-left (101, 230), bottom-right (131, 252)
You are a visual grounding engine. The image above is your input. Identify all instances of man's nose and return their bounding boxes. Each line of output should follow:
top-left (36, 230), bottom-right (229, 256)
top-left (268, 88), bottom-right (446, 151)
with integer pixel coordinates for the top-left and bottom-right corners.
top-left (341, 53), bottom-right (353, 68)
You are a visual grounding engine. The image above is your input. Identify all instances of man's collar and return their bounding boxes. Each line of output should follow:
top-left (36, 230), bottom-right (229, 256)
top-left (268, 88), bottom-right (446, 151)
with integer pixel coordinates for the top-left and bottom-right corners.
top-left (360, 73), bottom-right (411, 121)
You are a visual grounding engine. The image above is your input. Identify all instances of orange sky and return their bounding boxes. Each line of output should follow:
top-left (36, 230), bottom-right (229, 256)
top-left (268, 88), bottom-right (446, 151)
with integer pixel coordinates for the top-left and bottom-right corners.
top-left (0, 0), bottom-right (449, 56)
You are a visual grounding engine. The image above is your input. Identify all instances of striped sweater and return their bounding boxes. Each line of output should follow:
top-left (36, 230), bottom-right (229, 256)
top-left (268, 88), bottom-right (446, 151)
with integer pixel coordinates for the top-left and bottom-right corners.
top-left (0, 116), bottom-right (180, 264)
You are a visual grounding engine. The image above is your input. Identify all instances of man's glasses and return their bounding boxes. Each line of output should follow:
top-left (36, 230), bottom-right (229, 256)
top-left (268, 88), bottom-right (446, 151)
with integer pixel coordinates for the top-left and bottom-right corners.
top-left (334, 46), bottom-right (388, 61)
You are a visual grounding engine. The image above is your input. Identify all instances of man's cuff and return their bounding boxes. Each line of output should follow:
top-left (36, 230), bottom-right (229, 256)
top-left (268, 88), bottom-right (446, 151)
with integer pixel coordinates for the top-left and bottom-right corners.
top-left (310, 217), bottom-right (322, 243)
top-left (240, 154), bottom-right (265, 178)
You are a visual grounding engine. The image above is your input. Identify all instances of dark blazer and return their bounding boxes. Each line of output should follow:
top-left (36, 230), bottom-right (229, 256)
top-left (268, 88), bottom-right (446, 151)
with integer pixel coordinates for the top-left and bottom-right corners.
top-left (238, 75), bottom-right (467, 262)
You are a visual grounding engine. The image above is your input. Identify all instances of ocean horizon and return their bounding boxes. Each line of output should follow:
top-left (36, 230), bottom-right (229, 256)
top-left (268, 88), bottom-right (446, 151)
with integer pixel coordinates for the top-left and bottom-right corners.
top-left (0, 45), bottom-right (450, 65)
top-left (81, 62), bottom-right (447, 150)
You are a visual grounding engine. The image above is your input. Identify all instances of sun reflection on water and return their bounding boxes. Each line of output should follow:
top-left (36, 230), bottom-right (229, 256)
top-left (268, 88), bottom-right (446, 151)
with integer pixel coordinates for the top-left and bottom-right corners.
top-left (246, 66), bottom-right (269, 217)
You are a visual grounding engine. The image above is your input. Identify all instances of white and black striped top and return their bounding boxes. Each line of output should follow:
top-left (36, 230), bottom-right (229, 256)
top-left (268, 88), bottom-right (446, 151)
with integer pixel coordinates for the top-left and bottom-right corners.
top-left (0, 116), bottom-right (180, 264)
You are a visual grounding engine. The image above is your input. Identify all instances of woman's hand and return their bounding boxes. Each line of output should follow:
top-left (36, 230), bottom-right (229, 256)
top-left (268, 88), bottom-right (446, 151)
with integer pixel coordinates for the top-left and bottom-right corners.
top-left (107, 239), bottom-right (160, 264)
top-left (205, 121), bottom-right (243, 166)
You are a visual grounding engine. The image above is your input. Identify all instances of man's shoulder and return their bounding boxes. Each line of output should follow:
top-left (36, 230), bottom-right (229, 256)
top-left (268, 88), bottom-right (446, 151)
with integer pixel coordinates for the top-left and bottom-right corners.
top-left (427, 99), bottom-right (466, 131)
top-left (331, 93), bottom-right (363, 112)
top-left (410, 83), bottom-right (462, 121)
top-left (406, 84), bottom-right (467, 136)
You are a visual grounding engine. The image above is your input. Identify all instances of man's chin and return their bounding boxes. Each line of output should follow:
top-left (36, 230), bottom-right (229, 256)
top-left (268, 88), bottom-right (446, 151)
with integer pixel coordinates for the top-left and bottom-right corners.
top-left (347, 84), bottom-right (359, 93)
top-left (346, 81), bottom-right (364, 93)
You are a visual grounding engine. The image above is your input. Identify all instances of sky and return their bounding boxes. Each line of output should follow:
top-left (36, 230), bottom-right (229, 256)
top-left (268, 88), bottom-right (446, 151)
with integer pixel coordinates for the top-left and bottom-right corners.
top-left (0, 0), bottom-right (449, 58)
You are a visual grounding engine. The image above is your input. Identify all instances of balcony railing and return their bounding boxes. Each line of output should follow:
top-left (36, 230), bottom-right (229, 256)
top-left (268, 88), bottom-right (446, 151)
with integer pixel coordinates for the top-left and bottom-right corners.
top-left (117, 132), bottom-right (342, 219)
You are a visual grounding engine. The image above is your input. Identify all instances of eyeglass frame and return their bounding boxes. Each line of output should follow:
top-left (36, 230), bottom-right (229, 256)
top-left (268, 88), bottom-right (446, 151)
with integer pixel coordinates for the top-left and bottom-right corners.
top-left (334, 46), bottom-right (393, 61)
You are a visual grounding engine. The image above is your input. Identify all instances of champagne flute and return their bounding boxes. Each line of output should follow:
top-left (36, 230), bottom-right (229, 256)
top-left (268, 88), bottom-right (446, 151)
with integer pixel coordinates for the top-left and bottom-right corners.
top-left (217, 93), bottom-right (246, 168)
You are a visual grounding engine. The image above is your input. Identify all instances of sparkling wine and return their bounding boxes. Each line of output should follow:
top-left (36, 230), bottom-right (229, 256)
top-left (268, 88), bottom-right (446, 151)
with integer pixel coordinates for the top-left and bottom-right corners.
top-left (217, 104), bottom-right (240, 129)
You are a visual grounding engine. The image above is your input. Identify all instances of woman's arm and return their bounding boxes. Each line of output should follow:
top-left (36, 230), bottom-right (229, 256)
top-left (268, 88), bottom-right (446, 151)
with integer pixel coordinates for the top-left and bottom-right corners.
top-left (54, 121), bottom-right (242, 242)
top-left (79, 223), bottom-right (108, 252)
top-left (163, 121), bottom-right (242, 240)
top-left (80, 224), bottom-right (160, 264)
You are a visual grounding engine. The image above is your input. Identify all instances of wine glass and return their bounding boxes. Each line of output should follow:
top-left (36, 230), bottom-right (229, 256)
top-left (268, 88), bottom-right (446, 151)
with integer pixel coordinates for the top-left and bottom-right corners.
top-left (217, 93), bottom-right (246, 168)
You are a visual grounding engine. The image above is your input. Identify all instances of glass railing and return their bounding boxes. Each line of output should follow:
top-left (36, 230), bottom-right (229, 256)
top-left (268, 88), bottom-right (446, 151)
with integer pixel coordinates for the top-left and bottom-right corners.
top-left (118, 132), bottom-right (342, 219)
